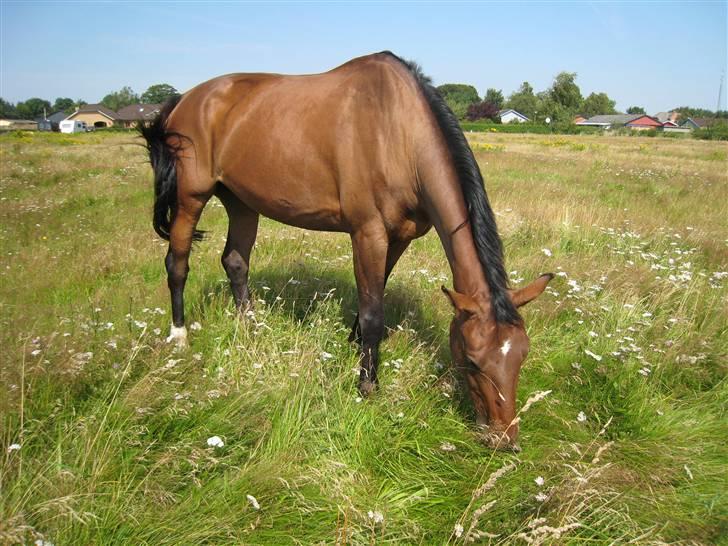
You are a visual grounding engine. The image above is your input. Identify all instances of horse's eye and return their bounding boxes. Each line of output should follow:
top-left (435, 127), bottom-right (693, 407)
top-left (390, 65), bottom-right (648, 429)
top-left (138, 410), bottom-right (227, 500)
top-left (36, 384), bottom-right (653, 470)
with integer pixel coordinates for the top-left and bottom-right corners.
top-left (466, 358), bottom-right (480, 374)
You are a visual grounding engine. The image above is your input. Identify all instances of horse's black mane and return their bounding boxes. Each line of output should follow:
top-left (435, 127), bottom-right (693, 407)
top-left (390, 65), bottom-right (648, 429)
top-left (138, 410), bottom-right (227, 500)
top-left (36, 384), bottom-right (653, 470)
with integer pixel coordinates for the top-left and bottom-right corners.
top-left (383, 51), bottom-right (520, 325)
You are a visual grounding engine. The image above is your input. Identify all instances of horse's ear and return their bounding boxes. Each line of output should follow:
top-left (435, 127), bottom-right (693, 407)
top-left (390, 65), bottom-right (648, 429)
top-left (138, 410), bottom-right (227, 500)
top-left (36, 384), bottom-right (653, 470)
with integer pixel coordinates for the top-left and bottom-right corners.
top-left (510, 273), bottom-right (554, 308)
top-left (441, 286), bottom-right (480, 315)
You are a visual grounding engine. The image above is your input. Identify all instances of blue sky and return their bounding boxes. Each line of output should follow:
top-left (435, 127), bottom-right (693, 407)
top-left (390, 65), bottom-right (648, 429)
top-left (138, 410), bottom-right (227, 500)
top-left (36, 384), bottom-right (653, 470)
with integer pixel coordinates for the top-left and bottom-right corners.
top-left (1, 1), bottom-right (726, 113)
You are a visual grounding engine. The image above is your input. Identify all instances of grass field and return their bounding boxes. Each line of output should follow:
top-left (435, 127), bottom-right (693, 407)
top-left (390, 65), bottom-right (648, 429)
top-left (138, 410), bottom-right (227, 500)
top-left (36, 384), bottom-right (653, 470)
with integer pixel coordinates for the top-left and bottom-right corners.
top-left (1, 130), bottom-right (726, 544)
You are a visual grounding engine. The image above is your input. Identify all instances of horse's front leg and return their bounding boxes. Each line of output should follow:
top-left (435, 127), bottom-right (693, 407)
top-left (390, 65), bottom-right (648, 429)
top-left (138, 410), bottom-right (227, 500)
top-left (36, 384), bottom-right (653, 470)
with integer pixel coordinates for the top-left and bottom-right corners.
top-left (350, 225), bottom-right (388, 395)
top-left (349, 238), bottom-right (411, 344)
top-left (165, 195), bottom-right (208, 348)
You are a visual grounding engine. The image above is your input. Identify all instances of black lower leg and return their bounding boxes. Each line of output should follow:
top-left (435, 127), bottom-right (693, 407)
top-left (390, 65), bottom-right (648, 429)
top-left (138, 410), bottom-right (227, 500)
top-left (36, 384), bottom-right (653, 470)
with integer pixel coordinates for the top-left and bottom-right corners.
top-left (358, 308), bottom-right (384, 395)
top-left (166, 249), bottom-right (188, 327)
top-left (221, 248), bottom-right (250, 310)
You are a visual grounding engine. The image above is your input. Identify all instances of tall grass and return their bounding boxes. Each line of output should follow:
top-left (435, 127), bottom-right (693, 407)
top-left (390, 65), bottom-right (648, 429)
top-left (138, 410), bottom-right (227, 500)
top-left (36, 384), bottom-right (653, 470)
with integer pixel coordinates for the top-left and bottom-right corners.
top-left (1, 130), bottom-right (726, 544)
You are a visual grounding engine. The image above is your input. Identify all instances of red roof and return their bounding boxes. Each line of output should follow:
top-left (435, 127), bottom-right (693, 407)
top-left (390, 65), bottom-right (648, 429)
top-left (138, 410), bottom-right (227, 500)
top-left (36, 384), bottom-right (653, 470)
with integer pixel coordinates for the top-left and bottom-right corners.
top-left (626, 115), bottom-right (662, 127)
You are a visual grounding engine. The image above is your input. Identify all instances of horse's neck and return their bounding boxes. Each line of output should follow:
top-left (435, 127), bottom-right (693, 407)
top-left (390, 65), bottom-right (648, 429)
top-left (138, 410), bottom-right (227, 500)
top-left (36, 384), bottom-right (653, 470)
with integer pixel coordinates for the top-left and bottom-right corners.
top-left (421, 161), bottom-right (491, 300)
top-left (447, 225), bottom-right (491, 299)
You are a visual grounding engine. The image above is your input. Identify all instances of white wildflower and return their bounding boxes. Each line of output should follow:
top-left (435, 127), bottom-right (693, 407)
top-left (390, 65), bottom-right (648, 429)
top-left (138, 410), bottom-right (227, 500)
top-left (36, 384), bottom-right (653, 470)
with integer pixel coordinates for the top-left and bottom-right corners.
top-left (320, 351), bottom-right (334, 360)
top-left (367, 510), bottom-right (384, 524)
top-left (247, 494), bottom-right (260, 510)
top-left (541, 248), bottom-right (552, 257)
top-left (584, 349), bottom-right (602, 361)
top-left (355, 396), bottom-right (363, 403)
top-left (73, 351), bottom-right (93, 363)
top-left (440, 442), bottom-right (456, 452)
top-left (535, 476), bottom-right (545, 486)
top-left (7, 443), bottom-right (21, 453)
top-left (639, 367), bottom-right (651, 376)
top-left (190, 321), bottom-right (202, 331)
top-left (535, 492), bottom-right (548, 502)
top-left (206, 435), bottom-right (224, 448)
top-left (454, 523), bottom-right (464, 538)
top-left (30, 349), bottom-right (41, 356)
top-left (133, 320), bottom-right (147, 328)
top-left (577, 411), bottom-right (587, 423)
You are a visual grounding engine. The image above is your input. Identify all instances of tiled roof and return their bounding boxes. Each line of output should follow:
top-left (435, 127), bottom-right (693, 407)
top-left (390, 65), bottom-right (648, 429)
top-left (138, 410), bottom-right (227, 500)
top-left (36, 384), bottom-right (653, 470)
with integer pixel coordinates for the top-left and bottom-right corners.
top-left (74, 104), bottom-right (118, 120)
top-left (116, 104), bottom-right (162, 121)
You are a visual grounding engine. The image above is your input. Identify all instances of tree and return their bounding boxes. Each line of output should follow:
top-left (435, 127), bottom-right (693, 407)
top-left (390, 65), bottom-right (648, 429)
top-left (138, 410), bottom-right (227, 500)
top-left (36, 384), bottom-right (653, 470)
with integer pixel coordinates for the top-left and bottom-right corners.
top-left (626, 106), bottom-right (646, 115)
top-left (549, 72), bottom-right (583, 112)
top-left (484, 88), bottom-right (504, 110)
top-left (506, 81), bottom-right (541, 120)
top-left (673, 106), bottom-right (728, 119)
top-left (16, 98), bottom-right (52, 120)
top-left (53, 97), bottom-right (75, 113)
top-left (466, 101), bottom-right (500, 122)
top-left (0, 98), bottom-right (18, 119)
top-left (141, 83), bottom-right (179, 104)
top-left (437, 83), bottom-right (480, 120)
top-left (582, 92), bottom-right (617, 117)
top-left (101, 86), bottom-right (139, 112)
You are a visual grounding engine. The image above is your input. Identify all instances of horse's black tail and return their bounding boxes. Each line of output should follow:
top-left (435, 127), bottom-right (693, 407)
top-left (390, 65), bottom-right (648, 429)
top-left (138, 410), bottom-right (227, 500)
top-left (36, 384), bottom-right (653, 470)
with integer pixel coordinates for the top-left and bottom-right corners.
top-left (138, 95), bottom-right (204, 242)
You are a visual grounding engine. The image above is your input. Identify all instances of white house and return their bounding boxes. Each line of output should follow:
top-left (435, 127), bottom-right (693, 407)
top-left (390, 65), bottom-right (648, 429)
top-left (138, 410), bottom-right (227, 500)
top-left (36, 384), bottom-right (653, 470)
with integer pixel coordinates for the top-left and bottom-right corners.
top-left (499, 109), bottom-right (529, 124)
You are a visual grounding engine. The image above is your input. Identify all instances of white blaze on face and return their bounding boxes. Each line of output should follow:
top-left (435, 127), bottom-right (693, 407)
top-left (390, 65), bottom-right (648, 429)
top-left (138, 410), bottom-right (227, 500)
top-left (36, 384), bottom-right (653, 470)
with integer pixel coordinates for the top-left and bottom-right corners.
top-left (500, 338), bottom-right (512, 357)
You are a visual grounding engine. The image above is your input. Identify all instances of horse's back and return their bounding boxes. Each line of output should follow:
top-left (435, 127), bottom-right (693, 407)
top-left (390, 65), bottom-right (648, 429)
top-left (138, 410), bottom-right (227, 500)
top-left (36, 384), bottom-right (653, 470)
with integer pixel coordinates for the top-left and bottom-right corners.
top-left (170, 53), bottom-right (431, 236)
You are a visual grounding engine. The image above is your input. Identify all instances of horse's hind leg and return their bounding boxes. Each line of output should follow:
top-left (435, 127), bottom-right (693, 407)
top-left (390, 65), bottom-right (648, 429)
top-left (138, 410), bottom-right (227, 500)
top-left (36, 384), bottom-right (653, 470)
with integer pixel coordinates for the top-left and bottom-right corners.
top-left (218, 187), bottom-right (259, 312)
top-left (166, 194), bottom-right (208, 348)
top-left (349, 238), bottom-right (411, 343)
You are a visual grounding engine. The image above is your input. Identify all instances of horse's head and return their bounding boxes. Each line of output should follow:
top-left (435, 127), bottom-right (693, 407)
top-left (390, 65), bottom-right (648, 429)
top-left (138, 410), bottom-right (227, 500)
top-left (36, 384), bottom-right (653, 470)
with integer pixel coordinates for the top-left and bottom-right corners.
top-left (442, 274), bottom-right (552, 451)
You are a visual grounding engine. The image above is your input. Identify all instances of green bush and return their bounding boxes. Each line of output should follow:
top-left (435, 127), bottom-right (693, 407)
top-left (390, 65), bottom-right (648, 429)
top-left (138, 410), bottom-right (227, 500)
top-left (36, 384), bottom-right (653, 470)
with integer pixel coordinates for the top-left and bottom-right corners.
top-left (461, 122), bottom-right (601, 135)
top-left (693, 123), bottom-right (728, 141)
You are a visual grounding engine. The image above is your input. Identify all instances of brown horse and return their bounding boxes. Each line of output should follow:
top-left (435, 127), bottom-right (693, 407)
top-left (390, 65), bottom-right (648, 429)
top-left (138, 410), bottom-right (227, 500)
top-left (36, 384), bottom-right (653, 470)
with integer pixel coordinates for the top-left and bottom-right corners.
top-left (140, 51), bottom-right (551, 450)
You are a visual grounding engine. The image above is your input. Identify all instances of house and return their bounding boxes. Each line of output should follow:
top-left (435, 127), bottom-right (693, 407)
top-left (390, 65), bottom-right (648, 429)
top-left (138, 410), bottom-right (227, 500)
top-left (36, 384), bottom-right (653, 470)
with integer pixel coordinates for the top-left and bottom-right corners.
top-left (654, 111), bottom-right (680, 124)
top-left (498, 109), bottom-right (529, 123)
top-left (0, 119), bottom-right (38, 131)
top-left (661, 120), bottom-right (690, 134)
top-left (65, 104), bottom-right (118, 128)
top-left (625, 115), bottom-right (663, 130)
top-left (576, 114), bottom-right (640, 128)
top-left (36, 111), bottom-right (69, 132)
top-left (116, 104), bottom-right (161, 128)
top-left (576, 114), bottom-right (662, 130)
top-left (680, 117), bottom-right (718, 130)
top-left (573, 115), bottom-right (588, 125)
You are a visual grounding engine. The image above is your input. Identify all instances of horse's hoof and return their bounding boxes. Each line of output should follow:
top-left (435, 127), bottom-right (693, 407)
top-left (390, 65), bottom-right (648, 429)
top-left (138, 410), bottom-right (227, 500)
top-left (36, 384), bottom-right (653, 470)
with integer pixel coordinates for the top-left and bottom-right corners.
top-left (166, 325), bottom-right (189, 349)
top-left (358, 380), bottom-right (377, 396)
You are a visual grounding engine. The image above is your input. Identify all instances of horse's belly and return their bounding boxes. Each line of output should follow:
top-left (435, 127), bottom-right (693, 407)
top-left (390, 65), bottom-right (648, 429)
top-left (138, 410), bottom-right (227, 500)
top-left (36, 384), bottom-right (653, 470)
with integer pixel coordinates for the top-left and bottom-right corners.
top-left (221, 175), bottom-right (346, 232)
